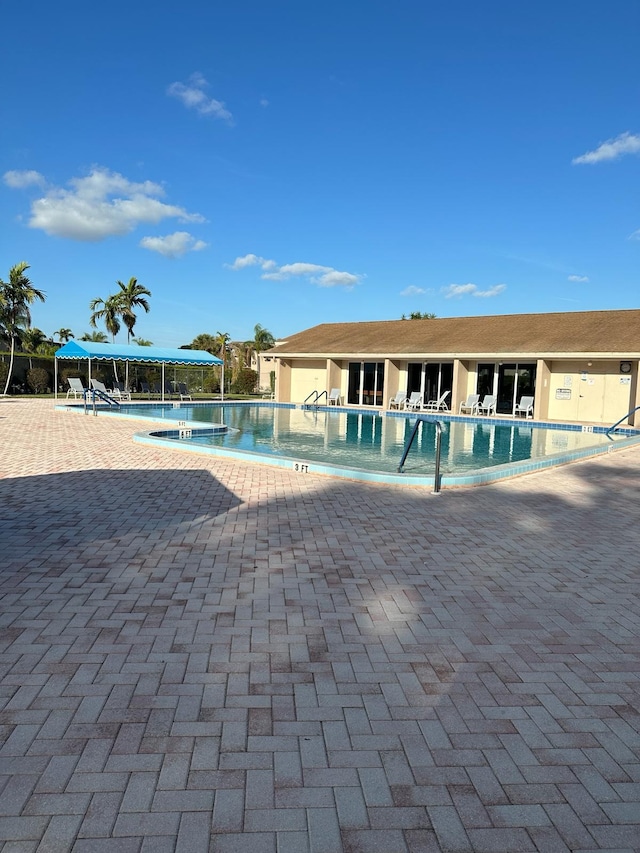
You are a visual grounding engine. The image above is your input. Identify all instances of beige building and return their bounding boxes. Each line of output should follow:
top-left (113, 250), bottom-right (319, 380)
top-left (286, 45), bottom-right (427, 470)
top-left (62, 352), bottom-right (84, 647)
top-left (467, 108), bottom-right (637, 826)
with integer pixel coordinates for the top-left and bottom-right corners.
top-left (268, 309), bottom-right (640, 426)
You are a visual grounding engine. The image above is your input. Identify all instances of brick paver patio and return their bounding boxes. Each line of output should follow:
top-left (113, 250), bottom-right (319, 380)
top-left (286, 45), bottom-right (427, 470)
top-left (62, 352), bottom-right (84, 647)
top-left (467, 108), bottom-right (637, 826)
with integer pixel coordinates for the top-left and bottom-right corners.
top-left (1, 399), bottom-right (639, 853)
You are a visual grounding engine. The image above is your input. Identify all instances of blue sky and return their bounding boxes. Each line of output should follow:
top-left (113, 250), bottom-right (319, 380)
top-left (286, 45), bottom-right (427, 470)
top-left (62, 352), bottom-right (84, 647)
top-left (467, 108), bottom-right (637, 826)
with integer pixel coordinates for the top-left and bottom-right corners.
top-left (2, 0), bottom-right (639, 347)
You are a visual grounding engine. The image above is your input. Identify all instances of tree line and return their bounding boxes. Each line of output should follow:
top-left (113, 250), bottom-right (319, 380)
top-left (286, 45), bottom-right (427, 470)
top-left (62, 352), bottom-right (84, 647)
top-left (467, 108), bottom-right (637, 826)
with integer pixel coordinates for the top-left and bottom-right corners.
top-left (0, 261), bottom-right (277, 395)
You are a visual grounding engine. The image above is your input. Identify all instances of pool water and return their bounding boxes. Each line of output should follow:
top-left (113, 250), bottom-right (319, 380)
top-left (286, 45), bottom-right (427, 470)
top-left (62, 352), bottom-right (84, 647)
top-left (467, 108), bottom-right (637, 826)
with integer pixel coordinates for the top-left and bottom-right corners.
top-left (114, 403), bottom-right (626, 476)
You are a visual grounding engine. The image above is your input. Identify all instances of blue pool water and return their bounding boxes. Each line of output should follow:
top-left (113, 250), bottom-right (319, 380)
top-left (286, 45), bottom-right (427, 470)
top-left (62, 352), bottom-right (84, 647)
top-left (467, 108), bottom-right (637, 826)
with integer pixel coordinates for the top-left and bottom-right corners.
top-left (107, 402), bottom-right (632, 477)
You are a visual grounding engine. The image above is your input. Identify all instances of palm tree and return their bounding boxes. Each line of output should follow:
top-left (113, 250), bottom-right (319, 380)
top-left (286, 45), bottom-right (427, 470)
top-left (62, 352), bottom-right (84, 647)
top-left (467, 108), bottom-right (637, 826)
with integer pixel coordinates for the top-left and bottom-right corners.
top-left (0, 262), bottom-right (46, 395)
top-left (54, 328), bottom-right (74, 343)
top-left (215, 331), bottom-right (231, 394)
top-left (21, 327), bottom-right (47, 369)
top-left (134, 338), bottom-right (153, 346)
top-left (115, 277), bottom-right (151, 388)
top-left (190, 333), bottom-right (218, 354)
top-left (116, 277), bottom-right (151, 343)
top-left (89, 294), bottom-right (121, 342)
top-left (80, 331), bottom-right (108, 342)
top-left (244, 324), bottom-right (275, 387)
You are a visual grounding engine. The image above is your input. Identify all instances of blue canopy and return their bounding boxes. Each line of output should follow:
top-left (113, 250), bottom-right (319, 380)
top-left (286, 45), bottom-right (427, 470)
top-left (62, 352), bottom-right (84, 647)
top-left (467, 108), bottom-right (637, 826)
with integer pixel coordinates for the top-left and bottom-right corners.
top-left (55, 340), bottom-right (223, 366)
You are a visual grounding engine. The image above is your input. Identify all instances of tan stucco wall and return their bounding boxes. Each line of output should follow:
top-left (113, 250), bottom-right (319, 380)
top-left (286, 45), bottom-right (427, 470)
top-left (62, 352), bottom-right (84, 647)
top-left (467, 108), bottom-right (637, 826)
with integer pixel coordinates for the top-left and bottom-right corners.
top-left (546, 361), bottom-right (633, 424)
top-left (385, 360), bottom-right (402, 406)
top-left (326, 359), bottom-right (342, 396)
top-left (289, 360), bottom-right (326, 403)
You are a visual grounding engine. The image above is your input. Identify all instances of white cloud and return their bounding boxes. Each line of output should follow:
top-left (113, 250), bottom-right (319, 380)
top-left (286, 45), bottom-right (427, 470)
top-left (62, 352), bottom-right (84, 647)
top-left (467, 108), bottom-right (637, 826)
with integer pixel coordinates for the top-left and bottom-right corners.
top-left (226, 253), bottom-right (276, 271)
top-left (260, 98), bottom-right (269, 108)
top-left (16, 167), bottom-right (203, 241)
top-left (227, 255), bottom-right (362, 288)
top-left (629, 230), bottom-right (640, 241)
top-left (167, 73), bottom-right (233, 123)
top-left (140, 231), bottom-right (208, 258)
top-left (572, 131), bottom-right (640, 165)
top-left (3, 169), bottom-right (46, 188)
top-left (442, 283), bottom-right (506, 299)
top-left (400, 285), bottom-right (427, 296)
top-left (568, 274), bottom-right (589, 282)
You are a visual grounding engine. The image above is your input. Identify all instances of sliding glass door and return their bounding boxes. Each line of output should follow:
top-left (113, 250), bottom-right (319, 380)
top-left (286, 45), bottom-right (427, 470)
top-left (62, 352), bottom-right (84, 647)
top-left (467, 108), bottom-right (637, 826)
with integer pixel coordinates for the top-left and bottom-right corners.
top-left (407, 362), bottom-right (453, 405)
top-left (347, 362), bottom-right (385, 406)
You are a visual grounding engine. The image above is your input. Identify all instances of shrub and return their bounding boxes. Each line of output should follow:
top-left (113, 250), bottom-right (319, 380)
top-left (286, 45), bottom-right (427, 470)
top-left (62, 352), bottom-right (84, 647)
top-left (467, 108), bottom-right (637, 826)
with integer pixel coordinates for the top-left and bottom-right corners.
top-left (0, 361), bottom-right (8, 390)
top-left (231, 368), bottom-right (258, 395)
top-left (26, 367), bottom-right (50, 393)
top-left (203, 368), bottom-right (220, 394)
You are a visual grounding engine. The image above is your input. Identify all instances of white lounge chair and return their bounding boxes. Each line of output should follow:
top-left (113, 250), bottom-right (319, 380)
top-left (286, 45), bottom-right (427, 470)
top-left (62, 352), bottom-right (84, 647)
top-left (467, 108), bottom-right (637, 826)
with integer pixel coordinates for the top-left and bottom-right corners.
top-left (404, 392), bottom-right (423, 411)
top-left (478, 394), bottom-right (496, 416)
top-left (389, 391), bottom-right (407, 409)
top-left (459, 393), bottom-right (480, 415)
top-left (328, 388), bottom-right (342, 405)
top-left (178, 382), bottom-right (192, 401)
top-left (423, 390), bottom-right (450, 412)
top-left (514, 395), bottom-right (534, 418)
top-left (66, 377), bottom-right (86, 399)
top-left (111, 381), bottom-right (131, 401)
top-left (90, 378), bottom-right (111, 394)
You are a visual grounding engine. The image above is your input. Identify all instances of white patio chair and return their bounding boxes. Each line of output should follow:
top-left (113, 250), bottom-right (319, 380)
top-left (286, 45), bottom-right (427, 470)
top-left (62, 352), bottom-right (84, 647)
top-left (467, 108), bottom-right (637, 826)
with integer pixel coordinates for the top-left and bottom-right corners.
top-left (477, 394), bottom-right (497, 416)
top-left (66, 377), bottom-right (86, 399)
top-left (403, 392), bottom-right (423, 411)
top-left (514, 395), bottom-right (534, 418)
top-left (459, 393), bottom-right (480, 415)
top-left (389, 391), bottom-right (407, 409)
top-left (328, 388), bottom-right (342, 405)
top-left (423, 390), bottom-right (451, 412)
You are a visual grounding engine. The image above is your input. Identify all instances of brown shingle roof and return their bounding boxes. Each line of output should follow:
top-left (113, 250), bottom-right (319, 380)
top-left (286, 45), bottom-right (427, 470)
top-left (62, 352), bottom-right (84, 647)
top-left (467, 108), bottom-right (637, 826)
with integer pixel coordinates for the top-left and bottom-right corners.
top-left (271, 309), bottom-right (640, 357)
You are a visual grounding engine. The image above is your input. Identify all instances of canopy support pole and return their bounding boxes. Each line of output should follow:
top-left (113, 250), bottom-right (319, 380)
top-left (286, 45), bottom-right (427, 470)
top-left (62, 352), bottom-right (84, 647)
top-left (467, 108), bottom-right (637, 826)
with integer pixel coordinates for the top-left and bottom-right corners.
top-left (162, 363), bottom-right (165, 402)
top-left (54, 358), bottom-right (58, 401)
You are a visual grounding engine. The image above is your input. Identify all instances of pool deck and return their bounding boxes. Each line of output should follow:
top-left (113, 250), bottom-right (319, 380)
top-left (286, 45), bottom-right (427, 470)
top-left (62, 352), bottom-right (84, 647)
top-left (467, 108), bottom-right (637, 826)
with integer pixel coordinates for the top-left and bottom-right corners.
top-left (1, 398), bottom-right (639, 853)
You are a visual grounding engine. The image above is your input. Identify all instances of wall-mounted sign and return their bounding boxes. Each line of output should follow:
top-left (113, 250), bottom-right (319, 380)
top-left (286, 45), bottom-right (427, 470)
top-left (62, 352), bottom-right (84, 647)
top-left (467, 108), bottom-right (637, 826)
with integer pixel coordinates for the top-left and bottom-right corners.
top-left (564, 375), bottom-right (573, 387)
top-left (555, 388), bottom-right (571, 400)
top-left (580, 371), bottom-right (588, 381)
top-left (620, 376), bottom-right (631, 385)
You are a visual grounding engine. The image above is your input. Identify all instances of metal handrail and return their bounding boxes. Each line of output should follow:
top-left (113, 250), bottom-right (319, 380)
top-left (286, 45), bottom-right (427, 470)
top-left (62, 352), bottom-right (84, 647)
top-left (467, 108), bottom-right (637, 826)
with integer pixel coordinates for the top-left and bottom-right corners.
top-left (85, 387), bottom-right (120, 415)
top-left (303, 390), bottom-right (319, 408)
top-left (397, 417), bottom-right (443, 494)
top-left (316, 390), bottom-right (327, 405)
top-left (606, 404), bottom-right (640, 436)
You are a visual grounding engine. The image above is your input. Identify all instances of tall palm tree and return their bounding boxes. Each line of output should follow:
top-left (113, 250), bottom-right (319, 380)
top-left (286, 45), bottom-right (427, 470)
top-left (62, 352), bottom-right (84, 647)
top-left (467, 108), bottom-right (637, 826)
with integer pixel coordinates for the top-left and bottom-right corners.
top-left (54, 328), bottom-right (74, 342)
top-left (115, 277), bottom-right (151, 388)
top-left (245, 323), bottom-right (275, 385)
top-left (215, 331), bottom-right (231, 394)
top-left (0, 262), bottom-right (46, 395)
top-left (116, 277), bottom-right (151, 343)
top-left (89, 294), bottom-right (121, 342)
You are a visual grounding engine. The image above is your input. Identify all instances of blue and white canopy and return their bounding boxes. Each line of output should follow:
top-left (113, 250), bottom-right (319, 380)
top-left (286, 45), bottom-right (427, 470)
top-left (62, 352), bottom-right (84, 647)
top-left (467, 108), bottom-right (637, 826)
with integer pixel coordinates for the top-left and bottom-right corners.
top-left (55, 340), bottom-right (223, 366)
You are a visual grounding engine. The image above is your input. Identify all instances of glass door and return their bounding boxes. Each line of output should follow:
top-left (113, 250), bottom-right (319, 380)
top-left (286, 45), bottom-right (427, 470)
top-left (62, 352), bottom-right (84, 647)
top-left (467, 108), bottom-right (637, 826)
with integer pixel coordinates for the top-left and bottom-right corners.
top-left (497, 363), bottom-right (536, 414)
top-left (347, 362), bottom-right (385, 406)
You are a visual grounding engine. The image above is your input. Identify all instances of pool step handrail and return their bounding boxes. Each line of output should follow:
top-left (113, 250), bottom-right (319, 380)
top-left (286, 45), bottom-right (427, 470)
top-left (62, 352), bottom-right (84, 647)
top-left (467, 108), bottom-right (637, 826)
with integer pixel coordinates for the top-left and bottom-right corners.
top-left (85, 387), bottom-right (120, 415)
top-left (303, 389), bottom-right (319, 408)
top-left (606, 404), bottom-right (640, 436)
top-left (303, 389), bottom-right (327, 409)
top-left (398, 416), bottom-right (443, 494)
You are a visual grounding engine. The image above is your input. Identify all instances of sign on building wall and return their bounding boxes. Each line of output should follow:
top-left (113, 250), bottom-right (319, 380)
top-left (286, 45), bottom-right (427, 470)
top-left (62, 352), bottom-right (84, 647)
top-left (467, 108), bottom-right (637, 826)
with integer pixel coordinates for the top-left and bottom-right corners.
top-left (555, 388), bottom-right (571, 400)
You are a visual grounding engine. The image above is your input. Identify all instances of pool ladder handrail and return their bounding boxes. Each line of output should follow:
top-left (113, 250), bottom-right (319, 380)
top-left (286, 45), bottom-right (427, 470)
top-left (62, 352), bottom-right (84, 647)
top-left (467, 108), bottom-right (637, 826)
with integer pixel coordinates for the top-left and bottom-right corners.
top-left (84, 387), bottom-right (120, 415)
top-left (606, 404), bottom-right (640, 437)
top-left (398, 416), bottom-right (443, 494)
top-left (303, 389), bottom-right (327, 409)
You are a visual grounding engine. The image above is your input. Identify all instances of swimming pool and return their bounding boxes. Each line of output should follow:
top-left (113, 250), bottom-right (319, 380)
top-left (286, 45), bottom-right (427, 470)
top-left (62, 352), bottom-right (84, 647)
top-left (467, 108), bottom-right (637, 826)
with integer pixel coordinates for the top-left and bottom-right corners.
top-left (72, 401), bottom-right (640, 488)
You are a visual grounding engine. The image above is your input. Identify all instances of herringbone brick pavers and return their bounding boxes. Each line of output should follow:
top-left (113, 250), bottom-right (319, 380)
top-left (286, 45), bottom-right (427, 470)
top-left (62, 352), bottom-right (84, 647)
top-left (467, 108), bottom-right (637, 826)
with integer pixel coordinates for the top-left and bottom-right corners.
top-left (0, 399), bottom-right (639, 852)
